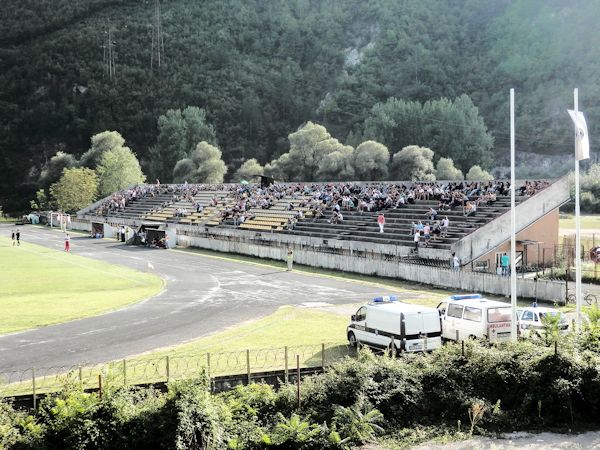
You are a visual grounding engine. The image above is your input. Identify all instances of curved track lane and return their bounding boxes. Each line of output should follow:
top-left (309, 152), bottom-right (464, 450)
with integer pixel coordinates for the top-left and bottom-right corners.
top-left (0, 225), bottom-right (391, 372)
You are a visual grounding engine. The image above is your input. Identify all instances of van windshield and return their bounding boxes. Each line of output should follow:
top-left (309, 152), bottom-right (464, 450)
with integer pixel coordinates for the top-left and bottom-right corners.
top-left (487, 307), bottom-right (512, 323)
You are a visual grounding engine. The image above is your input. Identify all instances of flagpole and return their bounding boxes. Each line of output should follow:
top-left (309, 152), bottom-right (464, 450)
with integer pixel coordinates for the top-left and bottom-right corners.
top-left (574, 88), bottom-right (582, 326)
top-left (510, 88), bottom-right (517, 342)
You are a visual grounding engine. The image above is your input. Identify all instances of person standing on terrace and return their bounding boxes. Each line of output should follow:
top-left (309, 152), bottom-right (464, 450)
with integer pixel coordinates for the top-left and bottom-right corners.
top-left (377, 213), bottom-right (385, 233)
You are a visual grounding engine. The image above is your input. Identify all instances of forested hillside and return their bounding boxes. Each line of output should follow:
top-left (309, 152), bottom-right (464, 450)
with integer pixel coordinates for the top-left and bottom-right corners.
top-left (1, 0), bottom-right (598, 211)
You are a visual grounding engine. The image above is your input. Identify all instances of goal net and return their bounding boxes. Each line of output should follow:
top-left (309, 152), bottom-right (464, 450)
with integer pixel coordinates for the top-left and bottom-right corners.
top-left (50, 212), bottom-right (71, 231)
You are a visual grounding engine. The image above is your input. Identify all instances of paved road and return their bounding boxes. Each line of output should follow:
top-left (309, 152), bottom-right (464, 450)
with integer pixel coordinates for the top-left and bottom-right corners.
top-left (0, 225), bottom-right (393, 373)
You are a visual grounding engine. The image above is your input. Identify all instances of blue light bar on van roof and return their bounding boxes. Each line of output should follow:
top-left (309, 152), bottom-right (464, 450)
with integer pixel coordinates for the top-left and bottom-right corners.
top-left (450, 294), bottom-right (483, 300)
top-left (372, 295), bottom-right (398, 303)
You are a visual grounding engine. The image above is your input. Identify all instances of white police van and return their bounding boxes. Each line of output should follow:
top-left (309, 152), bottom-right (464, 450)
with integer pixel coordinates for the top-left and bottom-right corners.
top-left (437, 294), bottom-right (513, 342)
top-left (347, 296), bottom-right (442, 353)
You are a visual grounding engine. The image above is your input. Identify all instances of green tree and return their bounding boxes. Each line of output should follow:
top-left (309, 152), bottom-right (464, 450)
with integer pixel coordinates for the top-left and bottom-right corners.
top-left (390, 145), bottom-right (436, 181)
top-left (80, 131), bottom-right (127, 170)
top-left (50, 168), bottom-right (98, 213)
top-left (316, 144), bottom-right (355, 181)
top-left (96, 147), bottom-right (146, 197)
top-left (363, 96), bottom-right (493, 172)
top-left (173, 141), bottom-right (227, 184)
top-left (353, 141), bottom-right (389, 181)
top-left (150, 107), bottom-right (217, 182)
top-left (283, 122), bottom-right (336, 181)
top-left (233, 158), bottom-right (264, 182)
top-left (465, 165), bottom-right (493, 181)
top-left (39, 151), bottom-right (78, 188)
top-left (436, 157), bottom-right (464, 180)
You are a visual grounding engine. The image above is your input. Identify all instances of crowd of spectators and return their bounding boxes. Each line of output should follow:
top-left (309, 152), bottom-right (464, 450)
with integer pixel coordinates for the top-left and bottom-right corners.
top-left (92, 180), bottom-right (551, 236)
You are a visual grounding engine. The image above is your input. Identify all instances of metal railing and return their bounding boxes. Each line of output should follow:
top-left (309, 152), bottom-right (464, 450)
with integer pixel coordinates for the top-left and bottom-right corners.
top-left (0, 343), bottom-right (352, 401)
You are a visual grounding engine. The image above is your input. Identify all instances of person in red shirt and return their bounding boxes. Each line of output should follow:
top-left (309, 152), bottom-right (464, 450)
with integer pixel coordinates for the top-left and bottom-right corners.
top-left (377, 213), bottom-right (385, 233)
top-left (64, 233), bottom-right (71, 252)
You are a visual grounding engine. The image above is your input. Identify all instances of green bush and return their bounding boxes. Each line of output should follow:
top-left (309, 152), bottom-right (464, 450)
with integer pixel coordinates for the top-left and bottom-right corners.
top-left (6, 339), bottom-right (600, 449)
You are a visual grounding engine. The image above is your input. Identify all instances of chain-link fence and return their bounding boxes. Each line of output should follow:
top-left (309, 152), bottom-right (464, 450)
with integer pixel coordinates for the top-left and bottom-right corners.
top-left (0, 343), bottom-right (352, 399)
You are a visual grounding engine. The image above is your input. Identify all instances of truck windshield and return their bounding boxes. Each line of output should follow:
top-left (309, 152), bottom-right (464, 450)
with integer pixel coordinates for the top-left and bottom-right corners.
top-left (487, 307), bottom-right (512, 323)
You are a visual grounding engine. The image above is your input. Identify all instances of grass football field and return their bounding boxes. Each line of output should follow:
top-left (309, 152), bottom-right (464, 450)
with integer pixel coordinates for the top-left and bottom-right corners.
top-left (0, 238), bottom-right (163, 334)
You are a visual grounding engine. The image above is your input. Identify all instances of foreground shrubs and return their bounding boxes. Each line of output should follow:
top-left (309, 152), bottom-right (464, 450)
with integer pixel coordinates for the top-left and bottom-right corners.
top-left (3, 341), bottom-right (600, 449)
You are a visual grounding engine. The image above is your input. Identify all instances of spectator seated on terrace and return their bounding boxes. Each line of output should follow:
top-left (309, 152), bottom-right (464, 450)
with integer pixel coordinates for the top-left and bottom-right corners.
top-left (463, 201), bottom-right (477, 216)
top-left (175, 208), bottom-right (189, 217)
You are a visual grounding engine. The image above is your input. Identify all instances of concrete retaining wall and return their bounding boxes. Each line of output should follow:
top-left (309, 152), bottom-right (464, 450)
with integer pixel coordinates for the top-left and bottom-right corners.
top-left (74, 215), bottom-right (565, 301)
top-left (178, 233), bottom-right (565, 301)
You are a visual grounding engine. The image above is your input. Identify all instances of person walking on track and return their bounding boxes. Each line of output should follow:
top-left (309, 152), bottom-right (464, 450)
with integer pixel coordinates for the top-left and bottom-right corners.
top-left (64, 233), bottom-right (71, 252)
top-left (286, 247), bottom-right (294, 271)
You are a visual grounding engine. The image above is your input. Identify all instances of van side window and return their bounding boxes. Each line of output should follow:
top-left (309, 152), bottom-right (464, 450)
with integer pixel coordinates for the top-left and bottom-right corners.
top-left (463, 306), bottom-right (482, 322)
top-left (355, 307), bottom-right (366, 321)
top-left (447, 303), bottom-right (464, 318)
top-left (522, 310), bottom-right (534, 321)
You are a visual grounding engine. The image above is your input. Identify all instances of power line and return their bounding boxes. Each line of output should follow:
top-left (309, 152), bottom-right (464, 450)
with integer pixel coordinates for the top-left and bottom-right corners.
top-left (151, 0), bottom-right (165, 69)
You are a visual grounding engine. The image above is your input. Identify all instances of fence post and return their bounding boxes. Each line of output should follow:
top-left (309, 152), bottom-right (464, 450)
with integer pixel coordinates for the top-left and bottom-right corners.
top-left (461, 341), bottom-right (465, 357)
top-left (424, 335), bottom-right (428, 352)
top-left (123, 359), bottom-right (127, 387)
top-left (246, 349), bottom-right (251, 384)
top-left (98, 374), bottom-right (103, 399)
top-left (321, 343), bottom-right (326, 369)
top-left (390, 336), bottom-right (396, 358)
top-left (296, 354), bottom-right (301, 409)
top-left (166, 356), bottom-right (170, 383)
top-left (206, 353), bottom-right (211, 379)
top-left (284, 346), bottom-right (289, 383)
top-left (78, 366), bottom-right (83, 390)
top-left (32, 368), bottom-right (37, 410)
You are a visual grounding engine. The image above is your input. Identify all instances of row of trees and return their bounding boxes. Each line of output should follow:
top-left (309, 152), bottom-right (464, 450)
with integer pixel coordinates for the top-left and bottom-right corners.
top-left (40, 118), bottom-right (494, 214)
top-left (32, 132), bottom-right (145, 213)
top-left (239, 121), bottom-right (492, 183)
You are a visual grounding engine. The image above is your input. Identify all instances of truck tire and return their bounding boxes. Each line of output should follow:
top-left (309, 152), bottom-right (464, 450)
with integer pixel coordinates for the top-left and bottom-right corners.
top-left (348, 332), bottom-right (357, 348)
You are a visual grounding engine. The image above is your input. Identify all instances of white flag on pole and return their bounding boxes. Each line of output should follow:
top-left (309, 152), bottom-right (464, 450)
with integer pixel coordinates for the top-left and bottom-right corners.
top-left (567, 109), bottom-right (590, 160)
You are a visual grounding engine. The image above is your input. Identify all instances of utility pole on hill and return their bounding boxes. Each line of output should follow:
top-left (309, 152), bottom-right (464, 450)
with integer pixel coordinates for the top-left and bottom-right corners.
top-left (104, 22), bottom-right (117, 81)
top-left (151, 0), bottom-right (165, 69)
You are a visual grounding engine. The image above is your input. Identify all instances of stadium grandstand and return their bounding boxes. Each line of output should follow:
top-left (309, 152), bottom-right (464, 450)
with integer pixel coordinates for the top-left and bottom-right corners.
top-left (77, 177), bottom-right (569, 274)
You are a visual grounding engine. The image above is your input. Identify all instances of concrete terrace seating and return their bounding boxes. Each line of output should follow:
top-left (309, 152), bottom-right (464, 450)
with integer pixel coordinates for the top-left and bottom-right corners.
top-left (101, 193), bottom-right (173, 221)
top-left (282, 196), bottom-right (524, 249)
top-left (85, 181), bottom-right (550, 254)
top-left (240, 196), bottom-right (313, 232)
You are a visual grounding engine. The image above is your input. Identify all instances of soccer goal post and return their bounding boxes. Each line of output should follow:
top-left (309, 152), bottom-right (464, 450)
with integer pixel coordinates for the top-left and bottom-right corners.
top-left (50, 212), bottom-right (71, 231)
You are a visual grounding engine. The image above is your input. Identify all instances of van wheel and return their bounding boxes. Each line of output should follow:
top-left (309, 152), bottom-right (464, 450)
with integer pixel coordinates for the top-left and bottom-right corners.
top-left (387, 343), bottom-right (400, 357)
top-left (348, 332), bottom-right (357, 348)
top-left (468, 335), bottom-right (477, 341)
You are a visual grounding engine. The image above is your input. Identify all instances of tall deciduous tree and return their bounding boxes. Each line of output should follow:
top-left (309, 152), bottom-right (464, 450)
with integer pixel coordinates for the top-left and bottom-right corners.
top-left (316, 144), bottom-right (355, 181)
top-left (80, 131), bottom-right (127, 170)
top-left (150, 107), bottom-right (217, 182)
top-left (363, 95), bottom-right (493, 172)
top-left (172, 141), bottom-right (227, 184)
top-left (435, 157), bottom-right (464, 180)
top-left (465, 165), bottom-right (493, 181)
top-left (266, 122), bottom-right (341, 181)
top-left (233, 158), bottom-right (264, 182)
top-left (390, 146), bottom-right (436, 181)
top-left (50, 168), bottom-right (98, 213)
top-left (39, 151), bottom-right (78, 189)
top-left (353, 141), bottom-right (389, 181)
top-left (96, 147), bottom-right (146, 197)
